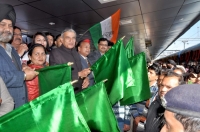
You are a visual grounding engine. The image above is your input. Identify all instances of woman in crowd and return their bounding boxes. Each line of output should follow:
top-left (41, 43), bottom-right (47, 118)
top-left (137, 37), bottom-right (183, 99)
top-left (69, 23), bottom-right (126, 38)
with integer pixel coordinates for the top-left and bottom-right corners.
top-left (26, 44), bottom-right (47, 101)
top-left (22, 32), bottom-right (50, 64)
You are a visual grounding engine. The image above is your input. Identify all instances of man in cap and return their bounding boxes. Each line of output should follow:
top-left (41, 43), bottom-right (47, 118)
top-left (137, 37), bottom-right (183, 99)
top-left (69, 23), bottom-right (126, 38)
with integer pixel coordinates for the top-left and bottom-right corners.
top-left (160, 84), bottom-right (200, 132)
top-left (0, 4), bottom-right (38, 108)
top-left (77, 39), bottom-right (94, 87)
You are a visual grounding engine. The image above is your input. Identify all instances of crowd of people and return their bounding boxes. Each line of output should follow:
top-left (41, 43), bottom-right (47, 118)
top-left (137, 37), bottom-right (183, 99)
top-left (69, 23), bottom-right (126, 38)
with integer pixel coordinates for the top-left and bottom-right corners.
top-left (0, 3), bottom-right (199, 132)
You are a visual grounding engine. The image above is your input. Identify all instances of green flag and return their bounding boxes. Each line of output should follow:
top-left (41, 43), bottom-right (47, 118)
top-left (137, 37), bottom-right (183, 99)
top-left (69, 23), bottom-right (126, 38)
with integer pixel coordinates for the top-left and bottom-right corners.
top-left (91, 39), bottom-right (135, 105)
top-left (125, 37), bottom-right (134, 58)
top-left (120, 52), bottom-right (151, 105)
top-left (75, 82), bottom-right (120, 132)
top-left (38, 63), bottom-right (71, 95)
top-left (0, 82), bottom-right (91, 132)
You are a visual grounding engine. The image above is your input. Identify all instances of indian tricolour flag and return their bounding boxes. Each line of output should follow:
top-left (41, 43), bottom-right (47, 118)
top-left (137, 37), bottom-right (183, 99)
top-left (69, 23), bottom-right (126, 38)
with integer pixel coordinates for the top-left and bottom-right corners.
top-left (89, 9), bottom-right (121, 49)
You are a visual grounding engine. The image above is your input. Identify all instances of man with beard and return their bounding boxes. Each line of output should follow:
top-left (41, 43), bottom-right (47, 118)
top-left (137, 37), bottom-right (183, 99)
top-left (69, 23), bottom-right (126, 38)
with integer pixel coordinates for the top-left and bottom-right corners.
top-left (0, 4), bottom-right (38, 108)
top-left (11, 26), bottom-right (28, 58)
top-left (88, 38), bottom-right (108, 65)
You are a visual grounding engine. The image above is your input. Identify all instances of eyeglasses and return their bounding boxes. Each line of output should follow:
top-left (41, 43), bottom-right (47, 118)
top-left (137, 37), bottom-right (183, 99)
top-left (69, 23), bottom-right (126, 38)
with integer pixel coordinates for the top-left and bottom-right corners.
top-left (13, 33), bottom-right (22, 36)
top-left (99, 44), bottom-right (108, 46)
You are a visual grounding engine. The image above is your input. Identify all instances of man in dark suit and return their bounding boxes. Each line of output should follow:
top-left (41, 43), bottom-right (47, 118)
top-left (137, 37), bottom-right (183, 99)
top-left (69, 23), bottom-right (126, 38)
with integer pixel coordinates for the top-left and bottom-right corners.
top-left (88, 38), bottom-right (108, 65)
top-left (49, 28), bottom-right (90, 93)
top-left (0, 4), bottom-right (38, 108)
top-left (77, 39), bottom-right (95, 87)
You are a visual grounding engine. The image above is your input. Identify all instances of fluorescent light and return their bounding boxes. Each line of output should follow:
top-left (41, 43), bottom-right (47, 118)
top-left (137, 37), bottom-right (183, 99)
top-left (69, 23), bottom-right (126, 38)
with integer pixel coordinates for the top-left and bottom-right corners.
top-left (98, 0), bottom-right (117, 4)
top-left (49, 22), bottom-right (55, 25)
top-left (120, 19), bottom-right (132, 25)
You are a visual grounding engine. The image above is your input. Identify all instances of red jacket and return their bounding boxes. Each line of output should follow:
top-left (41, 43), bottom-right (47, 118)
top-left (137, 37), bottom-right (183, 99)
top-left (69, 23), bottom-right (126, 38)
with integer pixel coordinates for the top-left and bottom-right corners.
top-left (26, 64), bottom-right (44, 101)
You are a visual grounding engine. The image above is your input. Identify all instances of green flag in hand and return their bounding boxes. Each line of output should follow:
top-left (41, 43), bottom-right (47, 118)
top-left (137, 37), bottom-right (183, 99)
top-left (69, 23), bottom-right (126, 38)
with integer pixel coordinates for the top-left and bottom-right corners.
top-left (91, 39), bottom-right (135, 105)
top-left (120, 52), bottom-right (151, 105)
top-left (0, 82), bottom-right (91, 132)
top-left (125, 37), bottom-right (134, 58)
top-left (76, 82), bottom-right (120, 132)
top-left (38, 63), bottom-right (71, 95)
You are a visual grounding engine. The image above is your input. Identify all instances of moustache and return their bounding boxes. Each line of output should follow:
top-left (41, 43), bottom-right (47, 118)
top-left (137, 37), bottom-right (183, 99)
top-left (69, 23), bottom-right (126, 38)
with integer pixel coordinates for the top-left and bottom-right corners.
top-left (15, 38), bottom-right (22, 41)
top-left (2, 31), bottom-right (12, 35)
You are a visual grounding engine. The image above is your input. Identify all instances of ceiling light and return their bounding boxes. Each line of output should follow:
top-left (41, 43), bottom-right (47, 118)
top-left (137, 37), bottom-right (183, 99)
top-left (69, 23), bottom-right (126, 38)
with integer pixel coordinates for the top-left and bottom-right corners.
top-left (98, 0), bottom-right (117, 4)
top-left (180, 18), bottom-right (184, 21)
top-left (79, 34), bottom-right (83, 35)
top-left (120, 19), bottom-right (132, 25)
top-left (49, 22), bottom-right (55, 25)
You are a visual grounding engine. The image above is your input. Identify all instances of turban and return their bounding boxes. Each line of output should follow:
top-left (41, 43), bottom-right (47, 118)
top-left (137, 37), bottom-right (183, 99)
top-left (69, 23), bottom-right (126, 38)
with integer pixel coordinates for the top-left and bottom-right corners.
top-left (0, 4), bottom-right (16, 26)
top-left (161, 84), bottom-right (200, 118)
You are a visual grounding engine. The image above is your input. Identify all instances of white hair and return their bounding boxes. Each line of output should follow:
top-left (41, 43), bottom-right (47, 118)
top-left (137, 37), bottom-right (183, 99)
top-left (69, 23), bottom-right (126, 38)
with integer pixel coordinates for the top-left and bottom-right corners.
top-left (61, 28), bottom-right (76, 38)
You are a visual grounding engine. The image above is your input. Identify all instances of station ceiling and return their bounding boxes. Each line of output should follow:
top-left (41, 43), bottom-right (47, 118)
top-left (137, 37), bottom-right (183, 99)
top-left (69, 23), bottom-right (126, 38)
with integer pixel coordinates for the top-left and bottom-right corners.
top-left (1, 0), bottom-right (200, 60)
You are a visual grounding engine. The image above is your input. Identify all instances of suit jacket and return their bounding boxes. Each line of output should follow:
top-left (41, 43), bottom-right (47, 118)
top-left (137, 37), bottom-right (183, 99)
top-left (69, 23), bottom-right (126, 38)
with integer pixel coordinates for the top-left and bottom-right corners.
top-left (88, 50), bottom-right (102, 65)
top-left (79, 54), bottom-right (95, 87)
top-left (0, 77), bottom-right (14, 116)
top-left (49, 45), bottom-right (83, 92)
top-left (0, 45), bottom-right (27, 108)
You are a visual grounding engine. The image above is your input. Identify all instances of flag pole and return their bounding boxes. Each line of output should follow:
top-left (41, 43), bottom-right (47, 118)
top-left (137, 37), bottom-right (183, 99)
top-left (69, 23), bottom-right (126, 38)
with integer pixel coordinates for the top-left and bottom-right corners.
top-left (121, 36), bottom-right (125, 40)
top-left (102, 79), bottom-right (108, 83)
top-left (67, 62), bottom-right (74, 66)
top-left (71, 80), bottom-right (78, 85)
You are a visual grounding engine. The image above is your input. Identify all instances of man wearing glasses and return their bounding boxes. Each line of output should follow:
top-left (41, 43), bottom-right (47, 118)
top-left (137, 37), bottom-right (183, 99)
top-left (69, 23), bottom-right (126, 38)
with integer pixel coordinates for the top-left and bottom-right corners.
top-left (11, 26), bottom-right (28, 58)
top-left (88, 38), bottom-right (108, 65)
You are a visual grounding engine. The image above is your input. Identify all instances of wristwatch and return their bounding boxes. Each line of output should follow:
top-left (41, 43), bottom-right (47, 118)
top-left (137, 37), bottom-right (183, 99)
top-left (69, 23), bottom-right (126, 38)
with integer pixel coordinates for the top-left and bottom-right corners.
top-left (24, 72), bottom-right (26, 80)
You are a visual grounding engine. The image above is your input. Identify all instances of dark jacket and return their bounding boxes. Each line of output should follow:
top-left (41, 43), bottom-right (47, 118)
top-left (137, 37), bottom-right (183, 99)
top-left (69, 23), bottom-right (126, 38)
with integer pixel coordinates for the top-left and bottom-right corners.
top-left (49, 45), bottom-right (83, 92)
top-left (79, 54), bottom-right (95, 87)
top-left (144, 97), bottom-right (165, 132)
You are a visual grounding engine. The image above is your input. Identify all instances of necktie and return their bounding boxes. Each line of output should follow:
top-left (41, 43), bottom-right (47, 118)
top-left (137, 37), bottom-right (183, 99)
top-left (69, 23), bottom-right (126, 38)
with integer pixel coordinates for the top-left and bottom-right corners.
top-left (85, 58), bottom-right (91, 67)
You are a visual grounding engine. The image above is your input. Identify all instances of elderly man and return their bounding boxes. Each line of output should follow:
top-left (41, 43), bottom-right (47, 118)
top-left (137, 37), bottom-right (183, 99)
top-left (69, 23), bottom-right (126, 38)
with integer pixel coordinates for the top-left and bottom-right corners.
top-left (88, 38), bottom-right (108, 65)
top-left (11, 26), bottom-right (28, 58)
top-left (50, 28), bottom-right (90, 93)
top-left (160, 84), bottom-right (200, 132)
top-left (77, 39), bottom-right (94, 87)
top-left (0, 4), bottom-right (38, 108)
top-left (144, 71), bottom-right (184, 132)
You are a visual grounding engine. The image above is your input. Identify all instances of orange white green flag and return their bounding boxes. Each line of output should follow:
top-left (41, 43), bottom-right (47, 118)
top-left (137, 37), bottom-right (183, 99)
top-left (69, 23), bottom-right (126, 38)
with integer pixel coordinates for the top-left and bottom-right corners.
top-left (89, 9), bottom-right (121, 49)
